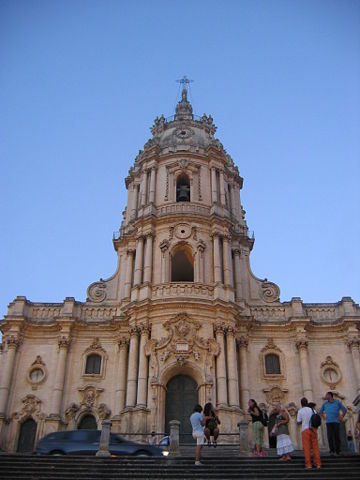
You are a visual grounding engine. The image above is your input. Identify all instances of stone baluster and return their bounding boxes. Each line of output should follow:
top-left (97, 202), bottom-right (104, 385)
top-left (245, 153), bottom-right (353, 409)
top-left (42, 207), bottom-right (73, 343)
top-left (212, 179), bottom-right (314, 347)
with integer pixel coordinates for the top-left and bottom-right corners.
top-left (115, 338), bottom-right (129, 413)
top-left (51, 336), bottom-right (71, 416)
top-left (143, 234), bottom-right (153, 284)
top-left (160, 240), bottom-right (169, 283)
top-left (136, 325), bottom-right (150, 407)
top-left (347, 338), bottom-right (360, 395)
top-left (212, 234), bottom-right (222, 284)
top-left (133, 236), bottom-right (144, 286)
top-left (126, 327), bottom-right (139, 408)
top-left (238, 336), bottom-right (250, 410)
top-left (215, 324), bottom-right (228, 406)
top-left (196, 240), bottom-right (206, 283)
top-left (226, 327), bottom-right (240, 407)
top-left (0, 335), bottom-right (21, 414)
top-left (211, 167), bottom-right (218, 204)
top-left (149, 167), bottom-right (156, 204)
top-left (124, 249), bottom-right (135, 297)
top-left (96, 419), bottom-right (112, 457)
top-left (233, 249), bottom-right (242, 300)
top-left (222, 236), bottom-right (233, 287)
top-left (296, 339), bottom-right (314, 399)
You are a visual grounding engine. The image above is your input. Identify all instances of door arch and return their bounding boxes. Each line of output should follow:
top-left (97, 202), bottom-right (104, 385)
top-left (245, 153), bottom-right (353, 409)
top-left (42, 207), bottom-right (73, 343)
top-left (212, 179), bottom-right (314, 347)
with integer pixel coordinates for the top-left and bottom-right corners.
top-left (17, 418), bottom-right (37, 453)
top-left (78, 414), bottom-right (97, 430)
top-left (165, 375), bottom-right (198, 443)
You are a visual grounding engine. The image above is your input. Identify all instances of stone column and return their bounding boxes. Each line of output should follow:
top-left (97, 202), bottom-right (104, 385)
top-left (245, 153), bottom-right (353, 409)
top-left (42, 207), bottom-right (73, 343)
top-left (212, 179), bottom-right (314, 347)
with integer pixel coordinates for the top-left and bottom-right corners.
top-left (96, 419), bottom-right (112, 457)
top-left (51, 336), bottom-right (71, 416)
top-left (149, 167), bottom-right (156, 204)
top-left (196, 240), bottom-right (205, 283)
top-left (115, 338), bottom-right (129, 413)
top-left (140, 171), bottom-right (147, 207)
top-left (233, 249), bottom-right (242, 300)
top-left (219, 170), bottom-right (226, 206)
top-left (133, 236), bottom-right (144, 286)
top-left (169, 420), bottom-right (181, 456)
top-left (347, 339), bottom-right (360, 395)
top-left (130, 184), bottom-right (138, 221)
top-left (296, 339), bottom-right (314, 399)
top-left (143, 234), bottom-right (153, 284)
top-left (222, 236), bottom-right (233, 287)
top-left (215, 324), bottom-right (228, 406)
top-left (211, 167), bottom-right (218, 204)
top-left (136, 325), bottom-right (150, 407)
top-left (238, 336), bottom-right (250, 410)
top-left (231, 184), bottom-right (238, 219)
top-left (0, 336), bottom-right (20, 414)
top-left (124, 249), bottom-right (135, 298)
top-left (126, 327), bottom-right (139, 408)
top-left (226, 327), bottom-right (240, 407)
top-left (238, 421), bottom-right (250, 454)
top-left (213, 234), bottom-right (222, 284)
top-left (160, 240), bottom-right (169, 283)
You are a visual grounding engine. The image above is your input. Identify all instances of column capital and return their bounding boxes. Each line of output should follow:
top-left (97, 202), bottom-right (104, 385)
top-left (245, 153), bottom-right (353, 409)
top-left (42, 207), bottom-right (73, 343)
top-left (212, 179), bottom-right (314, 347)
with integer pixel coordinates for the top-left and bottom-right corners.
top-left (6, 335), bottom-right (22, 350)
top-left (129, 326), bottom-right (139, 337)
top-left (296, 338), bottom-right (308, 351)
top-left (118, 337), bottom-right (130, 349)
top-left (347, 337), bottom-right (360, 350)
top-left (237, 335), bottom-right (249, 348)
top-left (58, 336), bottom-right (71, 349)
top-left (138, 324), bottom-right (151, 336)
top-left (197, 239), bottom-right (206, 252)
top-left (233, 248), bottom-right (241, 257)
top-left (226, 325), bottom-right (236, 336)
top-left (214, 322), bottom-right (226, 335)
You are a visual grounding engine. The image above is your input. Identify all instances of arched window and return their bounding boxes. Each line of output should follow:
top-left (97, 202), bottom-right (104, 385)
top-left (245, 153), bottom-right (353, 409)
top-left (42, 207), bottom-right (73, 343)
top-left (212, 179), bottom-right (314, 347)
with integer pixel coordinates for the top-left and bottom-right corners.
top-left (176, 174), bottom-right (190, 202)
top-left (78, 414), bottom-right (97, 430)
top-left (265, 353), bottom-right (281, 374)
top-left (171, 248), bottom-right (194, 282)
top-left (85, 354), bottom-right (101, 374)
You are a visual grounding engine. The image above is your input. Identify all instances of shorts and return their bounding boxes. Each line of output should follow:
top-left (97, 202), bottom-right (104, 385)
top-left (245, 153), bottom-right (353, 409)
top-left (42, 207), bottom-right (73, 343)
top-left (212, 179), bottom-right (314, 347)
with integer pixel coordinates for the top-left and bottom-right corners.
top-left (192, 431), bottom-right (205, 445)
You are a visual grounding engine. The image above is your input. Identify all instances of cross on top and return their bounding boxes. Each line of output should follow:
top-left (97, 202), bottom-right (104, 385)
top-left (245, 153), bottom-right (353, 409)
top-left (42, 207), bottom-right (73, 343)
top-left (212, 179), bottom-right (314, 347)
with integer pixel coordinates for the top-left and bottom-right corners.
top-left (176, 75), bottom-right (194, 88)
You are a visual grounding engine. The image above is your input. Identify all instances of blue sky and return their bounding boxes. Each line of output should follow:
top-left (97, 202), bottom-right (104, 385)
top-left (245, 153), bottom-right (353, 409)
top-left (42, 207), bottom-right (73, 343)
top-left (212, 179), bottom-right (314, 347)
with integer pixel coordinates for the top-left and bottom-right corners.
top-left (1, 0), bottom-right (359, 319)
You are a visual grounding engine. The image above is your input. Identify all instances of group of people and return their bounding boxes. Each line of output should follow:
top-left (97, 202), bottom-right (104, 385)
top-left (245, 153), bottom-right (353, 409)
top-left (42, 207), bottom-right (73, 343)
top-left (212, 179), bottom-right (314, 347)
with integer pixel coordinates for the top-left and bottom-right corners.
top-left (249, 391), bottom-right (350, 470)
top-left (190, 402), bottom-right (221, 466)
top-left (189, 391), bottom-right (355, 468)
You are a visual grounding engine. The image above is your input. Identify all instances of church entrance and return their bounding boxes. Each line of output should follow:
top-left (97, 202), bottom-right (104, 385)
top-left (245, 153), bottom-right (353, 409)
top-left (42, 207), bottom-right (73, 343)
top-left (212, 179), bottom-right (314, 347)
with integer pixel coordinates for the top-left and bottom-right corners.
top-left (78, 414), bottom-right (97, 430)
top-left (17, 418), bottom-right (37, 453)
top-left (165, 375), bottom-right (198, 443)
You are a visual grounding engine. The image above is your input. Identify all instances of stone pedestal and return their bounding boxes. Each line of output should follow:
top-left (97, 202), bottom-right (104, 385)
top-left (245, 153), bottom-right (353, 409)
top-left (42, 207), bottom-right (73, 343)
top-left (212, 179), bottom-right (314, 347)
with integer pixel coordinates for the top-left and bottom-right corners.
top-left (238, 420), bottom-right (250, 454)
top-left (168, 420), bottom-right (180, 457)
top-left (96, 419), bottom-right (112, 457)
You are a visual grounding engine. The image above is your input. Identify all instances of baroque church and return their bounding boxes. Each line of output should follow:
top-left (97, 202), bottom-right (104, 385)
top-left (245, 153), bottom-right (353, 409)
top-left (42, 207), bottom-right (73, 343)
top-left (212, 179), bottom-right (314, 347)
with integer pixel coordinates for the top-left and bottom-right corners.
top-left (1, 84), bottom-right (360, 453)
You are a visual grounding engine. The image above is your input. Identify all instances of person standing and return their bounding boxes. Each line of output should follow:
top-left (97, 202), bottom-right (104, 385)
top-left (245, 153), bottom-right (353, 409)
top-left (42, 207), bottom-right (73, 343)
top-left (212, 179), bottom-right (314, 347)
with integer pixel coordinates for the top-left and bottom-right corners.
top-left (274, 404), bottom-right (294, 461)
top-left (355, 412), bottom-right (360, 453)
top-left (248, 399), bottom-right (265, 457)
top-left (319, 391), bottom-right (347, 456)
top-left (190, 404), bottom-right (207, 466)
top-left (297, 397), bottom-right (321, 470)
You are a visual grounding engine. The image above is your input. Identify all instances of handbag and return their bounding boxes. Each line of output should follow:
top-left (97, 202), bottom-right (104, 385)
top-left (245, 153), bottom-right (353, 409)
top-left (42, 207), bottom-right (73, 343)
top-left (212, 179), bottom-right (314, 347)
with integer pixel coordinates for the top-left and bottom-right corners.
top-left (270, 424), bottom-right (278, 437)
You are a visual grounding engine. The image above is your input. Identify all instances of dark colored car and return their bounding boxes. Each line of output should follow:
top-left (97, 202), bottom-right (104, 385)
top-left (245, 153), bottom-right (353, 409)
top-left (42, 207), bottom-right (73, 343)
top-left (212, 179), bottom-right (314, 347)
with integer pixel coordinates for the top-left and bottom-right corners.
top-left (36, 430), bottom-right (165, 457)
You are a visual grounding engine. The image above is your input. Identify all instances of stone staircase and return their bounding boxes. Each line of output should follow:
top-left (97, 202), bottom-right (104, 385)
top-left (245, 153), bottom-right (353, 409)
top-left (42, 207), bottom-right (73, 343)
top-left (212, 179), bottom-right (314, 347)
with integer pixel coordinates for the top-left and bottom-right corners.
top-left (1, 450), bottom-right (359, 479)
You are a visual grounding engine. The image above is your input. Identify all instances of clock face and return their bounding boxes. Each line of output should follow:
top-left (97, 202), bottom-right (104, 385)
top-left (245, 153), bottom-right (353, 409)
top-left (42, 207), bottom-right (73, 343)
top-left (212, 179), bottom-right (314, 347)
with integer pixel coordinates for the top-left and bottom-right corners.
top-left (175, 128), bottom-right (193, 140)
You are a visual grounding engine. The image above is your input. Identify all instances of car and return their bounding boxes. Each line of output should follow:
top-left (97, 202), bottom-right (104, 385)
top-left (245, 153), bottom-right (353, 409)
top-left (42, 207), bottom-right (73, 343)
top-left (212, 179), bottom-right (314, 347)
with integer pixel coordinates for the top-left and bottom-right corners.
top-left (158, 435), bottom-right (170, 456)
top-left (36, 430), bottom-right (166, 457)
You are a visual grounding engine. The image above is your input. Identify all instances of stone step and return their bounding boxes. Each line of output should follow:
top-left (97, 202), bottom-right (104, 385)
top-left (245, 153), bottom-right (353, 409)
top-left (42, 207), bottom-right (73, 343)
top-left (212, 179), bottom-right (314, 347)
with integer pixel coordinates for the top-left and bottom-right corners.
top-left (0, 454), bottom-right (359, 480)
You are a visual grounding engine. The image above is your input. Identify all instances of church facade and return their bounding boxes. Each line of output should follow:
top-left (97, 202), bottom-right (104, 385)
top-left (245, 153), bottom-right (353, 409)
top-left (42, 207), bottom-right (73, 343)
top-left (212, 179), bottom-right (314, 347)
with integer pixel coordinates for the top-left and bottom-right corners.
top-left (1, 87), bottom-right (360, 453)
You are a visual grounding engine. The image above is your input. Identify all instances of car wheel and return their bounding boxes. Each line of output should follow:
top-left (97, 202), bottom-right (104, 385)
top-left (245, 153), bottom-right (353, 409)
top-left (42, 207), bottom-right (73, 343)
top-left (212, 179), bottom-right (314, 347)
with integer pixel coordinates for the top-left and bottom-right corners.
top-left (134, 450), bottom-right (151, 457)
top-left (50, 450), bottom-right (65, 456)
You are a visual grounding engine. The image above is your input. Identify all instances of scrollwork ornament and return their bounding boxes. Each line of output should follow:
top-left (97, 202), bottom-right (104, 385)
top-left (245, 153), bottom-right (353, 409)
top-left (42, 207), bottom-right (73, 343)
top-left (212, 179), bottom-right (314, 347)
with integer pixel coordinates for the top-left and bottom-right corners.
top-left (87, 281), bottom-right (107, 303)
top-left (260, 281), bottom-right (280, 303)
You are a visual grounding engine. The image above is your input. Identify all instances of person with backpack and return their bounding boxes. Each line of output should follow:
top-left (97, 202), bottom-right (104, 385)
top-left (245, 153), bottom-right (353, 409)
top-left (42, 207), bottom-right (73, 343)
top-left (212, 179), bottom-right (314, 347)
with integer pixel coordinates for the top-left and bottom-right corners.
top-left (248, 399), bottom-right (265, 457)
top-left (320, 391), bottom-right (347, 456)
top-left (297, 397), bottom-right (322, 469)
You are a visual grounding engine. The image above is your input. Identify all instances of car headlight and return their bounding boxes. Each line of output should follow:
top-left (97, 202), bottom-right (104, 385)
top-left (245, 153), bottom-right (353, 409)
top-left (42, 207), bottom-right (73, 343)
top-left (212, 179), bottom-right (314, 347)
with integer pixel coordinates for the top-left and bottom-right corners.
top-left (162, 450), bottom-right (169, 456)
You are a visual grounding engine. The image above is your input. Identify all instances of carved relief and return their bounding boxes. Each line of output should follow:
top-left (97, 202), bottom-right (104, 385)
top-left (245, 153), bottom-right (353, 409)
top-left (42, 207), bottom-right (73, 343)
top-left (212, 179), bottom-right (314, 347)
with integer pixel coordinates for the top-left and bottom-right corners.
top-left (174, 223), bottom-right (191, 239)
top-left (26, 355), bottom-right (47, 390)
top-left (260, 281), bottom-right (280, 303)
top-left (263, 385), bottom-right (288, 405)
top-left (87, 281), bottom-right (107, 303)
top-left (320, 356), bottom-right (342, 390)
top-left (145, 313), bottom-right (219, 382)
top-left (12, 395), bottom-right (45, 422)
top-left (78, 385), bottom-right (104, 407)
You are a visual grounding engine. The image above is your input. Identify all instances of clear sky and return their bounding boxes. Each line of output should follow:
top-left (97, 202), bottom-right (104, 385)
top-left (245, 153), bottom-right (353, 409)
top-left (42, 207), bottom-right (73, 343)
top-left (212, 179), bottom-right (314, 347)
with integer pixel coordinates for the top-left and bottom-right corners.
top-left (1, 0), bottom-right (359, 319)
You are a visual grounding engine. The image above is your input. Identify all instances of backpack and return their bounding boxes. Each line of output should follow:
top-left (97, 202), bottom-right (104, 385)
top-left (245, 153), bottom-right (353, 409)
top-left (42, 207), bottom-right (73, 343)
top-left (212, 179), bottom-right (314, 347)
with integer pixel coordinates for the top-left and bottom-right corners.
top-left (310, 409), bottom-right (322, 429)
top-left (261, 410), bottom-right (269, 427)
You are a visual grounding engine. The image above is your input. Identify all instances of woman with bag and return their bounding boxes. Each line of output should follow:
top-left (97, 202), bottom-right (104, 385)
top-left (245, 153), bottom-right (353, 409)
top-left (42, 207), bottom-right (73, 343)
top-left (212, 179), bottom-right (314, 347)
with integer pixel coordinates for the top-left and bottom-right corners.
top-left (203, 402), bottom-right (221, 447)
top-left (274, 403), bottom-right (294, 461)
top-left (248, 399), bottom-right (265, 457)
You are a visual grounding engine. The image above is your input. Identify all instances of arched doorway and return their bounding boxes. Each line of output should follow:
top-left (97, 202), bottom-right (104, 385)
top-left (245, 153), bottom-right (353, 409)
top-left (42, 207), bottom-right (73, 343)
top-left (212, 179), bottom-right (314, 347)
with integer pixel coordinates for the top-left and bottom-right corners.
top-left (17, 418), bottom-right (37, 453)
top-left (165, 375), bottom-right (198, 443)
top-left (78, 414), bottom-right (97, 430)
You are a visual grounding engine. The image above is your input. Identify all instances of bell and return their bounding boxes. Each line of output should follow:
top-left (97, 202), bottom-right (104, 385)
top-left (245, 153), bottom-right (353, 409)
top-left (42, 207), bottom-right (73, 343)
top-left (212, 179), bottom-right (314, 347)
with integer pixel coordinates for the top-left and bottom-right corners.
top-left (177, 185), bottom-right (190, 201)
